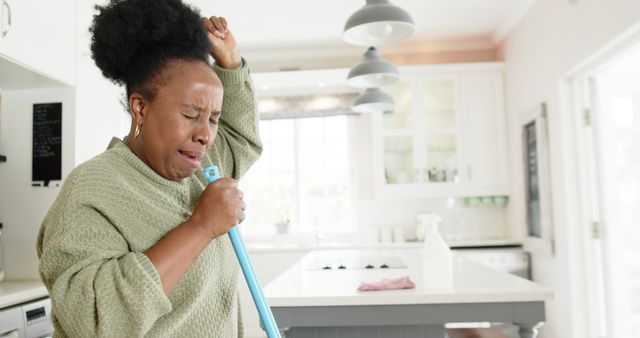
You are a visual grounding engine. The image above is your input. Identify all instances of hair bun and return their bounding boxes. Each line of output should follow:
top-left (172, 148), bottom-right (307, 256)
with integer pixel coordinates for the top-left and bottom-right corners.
top-left (90, 0), bottom-right (210, 88)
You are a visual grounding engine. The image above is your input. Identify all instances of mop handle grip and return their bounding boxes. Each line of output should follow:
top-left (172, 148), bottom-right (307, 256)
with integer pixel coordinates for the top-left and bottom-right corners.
top-left (203, 166), bottom-right (281, 338)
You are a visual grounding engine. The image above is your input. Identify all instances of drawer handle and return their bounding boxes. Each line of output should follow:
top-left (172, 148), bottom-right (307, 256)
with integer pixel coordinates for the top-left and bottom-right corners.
top-left (1, 0), bottom-right (11, 38)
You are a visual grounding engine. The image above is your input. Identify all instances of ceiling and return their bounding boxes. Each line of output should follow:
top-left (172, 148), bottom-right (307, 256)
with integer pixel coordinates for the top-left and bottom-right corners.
top-left (188, 0), bottom-right (536, 61)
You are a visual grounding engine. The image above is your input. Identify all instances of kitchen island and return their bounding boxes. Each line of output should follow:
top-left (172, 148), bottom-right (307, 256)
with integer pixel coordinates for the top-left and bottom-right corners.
top-left (264, 248), bottom-right (553, 338)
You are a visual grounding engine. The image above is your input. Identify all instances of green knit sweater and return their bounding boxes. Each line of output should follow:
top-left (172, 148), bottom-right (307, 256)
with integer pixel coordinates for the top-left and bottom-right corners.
top-left (36, 61), bottom-right (261, 338)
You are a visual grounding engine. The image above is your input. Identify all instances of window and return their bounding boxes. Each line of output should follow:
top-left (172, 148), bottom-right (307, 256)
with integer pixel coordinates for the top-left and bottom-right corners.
top-left (240, 115), bottom-right (355, 242)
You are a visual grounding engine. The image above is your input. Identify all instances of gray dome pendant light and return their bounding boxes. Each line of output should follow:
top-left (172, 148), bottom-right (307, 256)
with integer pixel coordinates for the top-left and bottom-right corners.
top-left (347, 47), bottom-right (399, 88)
top-left (343, 0), bottom-right (416, 46)
top-left (351, 87), bottom-right (395, 114)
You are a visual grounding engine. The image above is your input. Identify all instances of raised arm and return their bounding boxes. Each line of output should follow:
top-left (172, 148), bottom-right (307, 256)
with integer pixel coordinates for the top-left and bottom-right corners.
top-left (209, 61), bottom-right (262, 179)
top-left (203, 16), bottom-right (262, 179)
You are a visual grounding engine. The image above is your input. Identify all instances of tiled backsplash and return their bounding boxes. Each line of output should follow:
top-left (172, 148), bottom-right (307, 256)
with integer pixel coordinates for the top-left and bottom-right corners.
top-left (356, 197), bottom-right (506, 243)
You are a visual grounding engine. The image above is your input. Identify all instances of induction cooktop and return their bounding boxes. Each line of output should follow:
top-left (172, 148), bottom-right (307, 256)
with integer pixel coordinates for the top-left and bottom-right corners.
top-left (305, 256), bottom-right (407, 270)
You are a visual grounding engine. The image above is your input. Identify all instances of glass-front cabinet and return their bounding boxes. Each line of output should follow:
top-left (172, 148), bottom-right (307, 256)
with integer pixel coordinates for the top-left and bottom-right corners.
top-left (419, 78), bottom-right (459, 184)
top-left (381, 80), bottom-right (416, 184)
top-left (381, 76), bottom-right (461, 186)
top-left (372, 65), bottom-right (508, 198)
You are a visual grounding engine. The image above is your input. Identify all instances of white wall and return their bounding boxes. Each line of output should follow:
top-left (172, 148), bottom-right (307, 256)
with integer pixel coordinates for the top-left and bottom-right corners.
top-left (498, 0), bottom-right (640, 337)
top-left (0, 87), bottom-right (75, 279)
top-left (74, 0), bottom-right (129, 165)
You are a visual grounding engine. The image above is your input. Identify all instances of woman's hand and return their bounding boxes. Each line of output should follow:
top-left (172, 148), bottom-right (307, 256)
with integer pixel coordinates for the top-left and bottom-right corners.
top-left (145, 177), bottom-right (245, 295)
top-left (189, 177), bottom-right (246, 240)
top-left (202, 16), bottom-right (242, 69)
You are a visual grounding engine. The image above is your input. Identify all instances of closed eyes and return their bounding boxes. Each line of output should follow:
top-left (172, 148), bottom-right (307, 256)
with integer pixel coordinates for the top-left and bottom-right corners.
top-left (181, 112), bottom-right (220, 125)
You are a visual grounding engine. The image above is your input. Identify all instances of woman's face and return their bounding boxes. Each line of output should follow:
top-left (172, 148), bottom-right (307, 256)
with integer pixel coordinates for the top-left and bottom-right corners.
top-left (130, 60), bottom-right (223, 180)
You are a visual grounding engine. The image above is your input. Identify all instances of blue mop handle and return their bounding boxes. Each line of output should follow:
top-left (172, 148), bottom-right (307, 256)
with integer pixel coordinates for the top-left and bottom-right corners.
top-left (203, 166), bottom-right (281, 338)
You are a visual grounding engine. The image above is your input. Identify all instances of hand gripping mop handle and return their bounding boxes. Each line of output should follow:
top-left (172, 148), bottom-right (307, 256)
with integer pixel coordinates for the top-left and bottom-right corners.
top-left (204, 166), bottom-right (281, 338)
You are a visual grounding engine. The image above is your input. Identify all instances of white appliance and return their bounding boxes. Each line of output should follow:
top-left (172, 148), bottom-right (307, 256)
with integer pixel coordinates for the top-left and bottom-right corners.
top-left (453, 246), bottom-right (530, 279)
top-left (0, 298), bottom-right (53, 338)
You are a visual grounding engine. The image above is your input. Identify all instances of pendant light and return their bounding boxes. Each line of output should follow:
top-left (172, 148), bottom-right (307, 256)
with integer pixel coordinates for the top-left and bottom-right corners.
top-left (351, 88), bottom-right (394, 114)
top-left (347, 47), bottom-right (399, 88)
top-left (343, 0), bottom-right (416, 46)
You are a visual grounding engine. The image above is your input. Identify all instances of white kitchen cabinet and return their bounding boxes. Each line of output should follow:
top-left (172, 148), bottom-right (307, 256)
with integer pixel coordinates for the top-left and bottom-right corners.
top-left (372, 63), bottom-right (508, 199)
top-left (459, 71), bottom-right (509, 195)
top-left (0, 0), bottom-right (76, 85)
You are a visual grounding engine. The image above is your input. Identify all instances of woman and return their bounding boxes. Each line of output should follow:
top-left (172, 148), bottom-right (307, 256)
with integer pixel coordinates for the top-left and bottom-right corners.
top-left (36, 0), bottom-right (261, 336)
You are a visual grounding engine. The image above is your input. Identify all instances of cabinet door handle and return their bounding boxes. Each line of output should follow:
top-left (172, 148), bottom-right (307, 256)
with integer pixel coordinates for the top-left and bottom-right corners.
top-left (467, 165), bottom-right (472, 181)
top-left (1, 0), bottom-right (11, 38)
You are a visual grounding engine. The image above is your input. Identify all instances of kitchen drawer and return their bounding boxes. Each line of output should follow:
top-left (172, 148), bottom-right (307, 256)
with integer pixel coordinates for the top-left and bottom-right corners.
top-left (0, 305), bottom-right (24, 337)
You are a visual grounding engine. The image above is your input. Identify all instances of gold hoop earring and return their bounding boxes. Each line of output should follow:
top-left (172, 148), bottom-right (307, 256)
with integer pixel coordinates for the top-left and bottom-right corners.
top-left (134, 124), bottom-right (141, 138)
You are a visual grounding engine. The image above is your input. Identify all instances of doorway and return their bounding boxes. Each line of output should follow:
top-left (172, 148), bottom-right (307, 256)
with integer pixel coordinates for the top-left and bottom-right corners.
top-left (573, 39), bottom-right (640, 338)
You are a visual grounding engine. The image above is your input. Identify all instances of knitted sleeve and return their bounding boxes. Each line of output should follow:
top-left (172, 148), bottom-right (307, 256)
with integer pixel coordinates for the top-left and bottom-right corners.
top-left (37, 178), bottom-right (172, 337)
top-left (209, 59), bottom-right (263, 179)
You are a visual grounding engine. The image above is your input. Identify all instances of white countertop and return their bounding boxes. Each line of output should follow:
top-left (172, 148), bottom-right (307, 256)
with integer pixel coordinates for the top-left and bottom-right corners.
top-left (264, 248), bottom-right (553, 307)
top-left (0, 280), bottom-right (48, 309)
top-left (247, 238), bottom-right (522, 253)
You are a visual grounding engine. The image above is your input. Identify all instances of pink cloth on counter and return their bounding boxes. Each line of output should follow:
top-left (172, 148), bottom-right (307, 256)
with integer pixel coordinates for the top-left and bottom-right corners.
top-left (357, 276), bottom-right (416, 292)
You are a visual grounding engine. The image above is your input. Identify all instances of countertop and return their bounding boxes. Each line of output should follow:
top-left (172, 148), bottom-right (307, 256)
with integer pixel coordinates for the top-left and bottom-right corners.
top-left (0, 280), bottom-right (48, 308)
top-left (264, 248), bottom-right (553, 307)
top-left (247, 238), bottom-right (522, 253)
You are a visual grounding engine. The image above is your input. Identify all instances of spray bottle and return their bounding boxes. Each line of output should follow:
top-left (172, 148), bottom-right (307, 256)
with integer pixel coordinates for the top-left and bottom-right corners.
top-left (417, 213), bottom-right (453, 289)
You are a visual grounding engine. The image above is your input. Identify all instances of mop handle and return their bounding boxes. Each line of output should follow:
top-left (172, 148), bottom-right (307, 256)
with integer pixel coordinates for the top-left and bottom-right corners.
top-left (203, 166), bottom-right (281, 338)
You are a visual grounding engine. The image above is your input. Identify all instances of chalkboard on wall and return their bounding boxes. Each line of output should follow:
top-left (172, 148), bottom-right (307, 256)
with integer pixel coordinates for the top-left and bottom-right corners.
top-left (32, 103), bottom-right (62, 186)
top-left (520, 102), bottom-right (554, 256)
top-left (524, 120), bottom-right (541, 238)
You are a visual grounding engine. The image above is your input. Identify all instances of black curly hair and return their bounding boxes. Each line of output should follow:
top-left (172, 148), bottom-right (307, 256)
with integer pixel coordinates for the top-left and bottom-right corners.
top-left (90, 0), bottom-right (211, 101)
